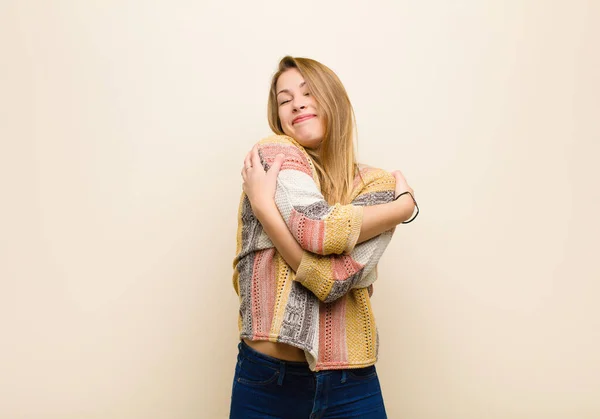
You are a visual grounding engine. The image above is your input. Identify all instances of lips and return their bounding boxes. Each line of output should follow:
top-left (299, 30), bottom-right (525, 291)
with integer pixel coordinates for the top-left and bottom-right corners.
top-left (292, 114), bottom-right (316, 125)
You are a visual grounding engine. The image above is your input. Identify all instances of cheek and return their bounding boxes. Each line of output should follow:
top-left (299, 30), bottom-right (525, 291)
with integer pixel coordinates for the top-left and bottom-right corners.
top-left (278, 120), bottom-right (292, 137)
top-left (318, 115), bottom-right (326, 134)
top-left (278, 110), bottom-right (289, 128)
top-left (313, 116), bottom-right (325, 135)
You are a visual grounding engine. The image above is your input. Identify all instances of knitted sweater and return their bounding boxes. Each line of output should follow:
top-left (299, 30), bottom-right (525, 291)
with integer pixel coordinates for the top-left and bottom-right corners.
top-left (232, 135), bottom-right (396, 371)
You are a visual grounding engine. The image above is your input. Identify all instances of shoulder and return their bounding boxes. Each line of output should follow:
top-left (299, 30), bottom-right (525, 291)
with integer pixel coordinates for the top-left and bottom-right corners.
top-left (356, 164), bottom-right (395, 185)
top-left (256, 134), bottom-right (306, 158)
top-left (256, 135), bottom-right (314, 176)
top-left (353, 164), bottom-right (395, 197)
top-left (257, 134), bottom-right (300, 148)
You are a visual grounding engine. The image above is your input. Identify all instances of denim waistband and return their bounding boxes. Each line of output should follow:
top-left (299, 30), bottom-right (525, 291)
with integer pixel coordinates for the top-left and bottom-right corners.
top-left (238, 340), bottom-right (312, 375)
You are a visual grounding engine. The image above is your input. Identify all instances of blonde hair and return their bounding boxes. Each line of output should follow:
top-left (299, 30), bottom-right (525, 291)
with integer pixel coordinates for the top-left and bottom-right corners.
top-left (267, 56), bottom-right (359, 205)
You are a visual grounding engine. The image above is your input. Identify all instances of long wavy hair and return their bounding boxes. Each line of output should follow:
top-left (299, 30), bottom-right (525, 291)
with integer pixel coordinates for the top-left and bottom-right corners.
top-left (267, 56), bottom-right (359, 205)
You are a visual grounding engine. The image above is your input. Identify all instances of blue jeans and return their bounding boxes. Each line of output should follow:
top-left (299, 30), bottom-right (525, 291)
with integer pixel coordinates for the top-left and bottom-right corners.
top-left (229, 340), bottom-right (387, 419)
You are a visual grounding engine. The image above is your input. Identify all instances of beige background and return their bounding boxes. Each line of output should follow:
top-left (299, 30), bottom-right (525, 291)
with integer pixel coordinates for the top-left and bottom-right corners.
top-left (2, 1), bottom-right (599, 418)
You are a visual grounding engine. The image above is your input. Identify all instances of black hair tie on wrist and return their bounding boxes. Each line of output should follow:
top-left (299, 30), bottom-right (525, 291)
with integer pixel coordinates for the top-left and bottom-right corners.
top-left (394, 191), bottom-right (419, 224)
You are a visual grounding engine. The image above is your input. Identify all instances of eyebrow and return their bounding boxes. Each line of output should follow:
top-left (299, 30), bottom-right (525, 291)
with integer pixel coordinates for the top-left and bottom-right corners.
top-left (277, 81), bottom-right (306, 97)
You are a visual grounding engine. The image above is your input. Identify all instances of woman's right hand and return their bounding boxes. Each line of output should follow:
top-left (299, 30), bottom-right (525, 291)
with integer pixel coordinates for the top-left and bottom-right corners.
top-left (391, 170), bottom-right (414, 198)
top-left (241, 145), bottom-right (285, 215)
top-left (391, 170), bottom-right (415, 221)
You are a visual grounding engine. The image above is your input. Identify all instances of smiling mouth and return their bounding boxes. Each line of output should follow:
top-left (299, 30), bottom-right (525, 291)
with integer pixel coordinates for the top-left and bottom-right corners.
top-left (293, 115), bottom-right (316, 125)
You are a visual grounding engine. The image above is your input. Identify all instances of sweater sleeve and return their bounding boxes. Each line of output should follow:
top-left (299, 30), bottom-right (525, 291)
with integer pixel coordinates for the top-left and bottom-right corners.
top-left (257, 136), bottom-right (363, 256)
top-left (293, 169), bottom-right (396, 303)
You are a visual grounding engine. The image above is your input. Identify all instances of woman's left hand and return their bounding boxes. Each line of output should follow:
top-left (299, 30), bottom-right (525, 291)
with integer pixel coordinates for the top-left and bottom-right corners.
top-left (241, 145), bottom-right (285, 214)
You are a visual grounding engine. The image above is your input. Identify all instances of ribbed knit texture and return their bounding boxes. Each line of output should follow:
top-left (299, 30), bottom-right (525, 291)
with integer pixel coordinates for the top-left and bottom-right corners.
top-left (232, 135), bottom-right (396, 371)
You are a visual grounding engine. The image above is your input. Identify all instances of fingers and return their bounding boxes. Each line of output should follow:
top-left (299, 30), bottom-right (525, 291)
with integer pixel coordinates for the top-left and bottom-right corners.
top-left (274, 153), bottom-right (285, 168)
top-left (242, 145), bottom-right (284, 182)
top-left (242, 146), bottom-right (255, 177)
top-left (244, 152), bottom-right (252, 170)
top-left (392, 169), bottom-right (414, 196)
top-left (251, 144), bottom-right (262, 168)
top-left (393, 171), bottom-right (407, 184)
top-left (267, 153), bottom-right (285, 180)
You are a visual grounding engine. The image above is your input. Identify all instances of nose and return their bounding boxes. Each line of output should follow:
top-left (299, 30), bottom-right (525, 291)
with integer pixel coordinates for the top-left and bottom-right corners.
top-left (293, 104), bottom-right (306, 113)
top-left (292, 98), bottom-right (307, 112)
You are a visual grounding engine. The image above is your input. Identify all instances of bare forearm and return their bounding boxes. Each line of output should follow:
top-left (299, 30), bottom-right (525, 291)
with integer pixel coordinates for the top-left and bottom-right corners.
top-left (356, 194), bottom-right (415, 243)
top-left (254, 202), bottom-right (302, 271)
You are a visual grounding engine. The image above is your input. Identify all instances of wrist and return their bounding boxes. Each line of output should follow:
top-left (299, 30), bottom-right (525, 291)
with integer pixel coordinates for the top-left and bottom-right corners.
top-left (252, 198), bottom-right (277, 220)
top-left (393, 191), bottom-right (418, 223)
top-left (393, 193), bottom-right (416, 223)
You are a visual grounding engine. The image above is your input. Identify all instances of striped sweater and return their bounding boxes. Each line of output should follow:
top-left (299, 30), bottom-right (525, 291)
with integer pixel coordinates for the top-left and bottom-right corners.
top-left (232, 135), bottom-right (396, 371)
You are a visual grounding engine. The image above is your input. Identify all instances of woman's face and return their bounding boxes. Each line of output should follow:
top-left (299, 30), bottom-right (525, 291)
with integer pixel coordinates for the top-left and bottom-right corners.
top-left (276, 68), bottom-right (325, 149)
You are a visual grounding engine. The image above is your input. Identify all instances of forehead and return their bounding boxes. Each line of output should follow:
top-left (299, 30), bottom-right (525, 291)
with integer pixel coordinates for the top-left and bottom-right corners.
top-left (276, 68), bottom-right (305, 91)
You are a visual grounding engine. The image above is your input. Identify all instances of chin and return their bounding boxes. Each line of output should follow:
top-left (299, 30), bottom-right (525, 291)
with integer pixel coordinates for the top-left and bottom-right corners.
top-left (293, 133), bottom-right (323, 149)
top-left (296, 139), bottom-right (322, 150)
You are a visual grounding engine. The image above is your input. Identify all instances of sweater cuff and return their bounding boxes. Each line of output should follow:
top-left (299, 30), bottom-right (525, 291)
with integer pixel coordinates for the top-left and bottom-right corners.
top-left (295, 251), bottom-right (311, 284)
top-left (344, 205), bottom-right (364, 254)
top-left (295, 252), bottom-right (333, 302)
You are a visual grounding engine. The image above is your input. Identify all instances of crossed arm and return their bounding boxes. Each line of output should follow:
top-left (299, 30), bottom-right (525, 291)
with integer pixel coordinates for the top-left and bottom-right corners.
top-left (242, 137), bottom-right (415, 302)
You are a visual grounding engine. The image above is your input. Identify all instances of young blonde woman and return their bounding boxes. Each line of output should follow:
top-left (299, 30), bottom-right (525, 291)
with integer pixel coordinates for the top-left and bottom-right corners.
top-left (230, 56), bottom-right (418, 419)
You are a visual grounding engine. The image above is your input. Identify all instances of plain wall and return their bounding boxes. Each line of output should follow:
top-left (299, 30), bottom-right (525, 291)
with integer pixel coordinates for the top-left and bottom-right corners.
top-left (1, 1), bottom-right (599, 418)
